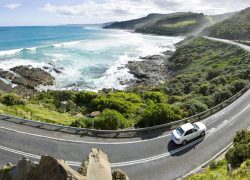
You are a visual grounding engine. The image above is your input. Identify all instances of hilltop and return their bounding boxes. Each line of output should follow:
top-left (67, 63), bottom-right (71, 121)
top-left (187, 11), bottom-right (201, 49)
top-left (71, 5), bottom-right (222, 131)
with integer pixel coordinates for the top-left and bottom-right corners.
top-left (104, 12), bottom-right (233, 36)
top-left (202, 7), bottom-right (250, 40)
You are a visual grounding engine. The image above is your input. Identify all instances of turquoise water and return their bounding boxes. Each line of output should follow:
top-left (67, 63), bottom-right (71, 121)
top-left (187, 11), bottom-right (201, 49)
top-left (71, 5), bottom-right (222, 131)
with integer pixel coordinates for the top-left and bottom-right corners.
top-left (0, 26), bottom-right (183, 91)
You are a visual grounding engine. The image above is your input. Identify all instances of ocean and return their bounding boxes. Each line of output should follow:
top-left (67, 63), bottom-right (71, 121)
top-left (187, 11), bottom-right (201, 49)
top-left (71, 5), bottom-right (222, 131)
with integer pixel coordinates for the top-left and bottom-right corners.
top-left (0, 26), bottom-right (183, 91)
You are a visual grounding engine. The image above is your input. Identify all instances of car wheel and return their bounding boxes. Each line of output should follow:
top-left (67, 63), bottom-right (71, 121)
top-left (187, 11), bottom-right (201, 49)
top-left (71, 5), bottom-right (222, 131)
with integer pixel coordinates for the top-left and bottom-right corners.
top-left (182, 140), bottom-right (187, 145)
top-left (200, 131), bottom-right (205, 137)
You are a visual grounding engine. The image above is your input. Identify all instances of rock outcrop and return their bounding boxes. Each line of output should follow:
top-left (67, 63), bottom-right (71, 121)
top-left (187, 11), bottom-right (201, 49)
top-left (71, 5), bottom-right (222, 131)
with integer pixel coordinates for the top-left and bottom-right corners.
top-left (125, 52), bottom-right (173, 87)
top-left (10, 66), bottom-right (54, 86)
top-left (0, 148), bottom-right (129, 180)
top-left (0, 70), bottom-right (15, 80)
top-left (0, 66), bottom-right (55, 97)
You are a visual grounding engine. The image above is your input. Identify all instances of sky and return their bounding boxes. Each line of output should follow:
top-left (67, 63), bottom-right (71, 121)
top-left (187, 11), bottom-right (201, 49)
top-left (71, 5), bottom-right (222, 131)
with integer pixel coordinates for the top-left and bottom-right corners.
top-left (0, 0), bottom-right (250, 26)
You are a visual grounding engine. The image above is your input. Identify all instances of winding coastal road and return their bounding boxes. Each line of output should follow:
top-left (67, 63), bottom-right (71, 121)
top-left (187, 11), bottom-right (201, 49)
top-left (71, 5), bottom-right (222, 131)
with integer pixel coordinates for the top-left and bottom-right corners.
top-left (0, 38), bottom-right (250, 180)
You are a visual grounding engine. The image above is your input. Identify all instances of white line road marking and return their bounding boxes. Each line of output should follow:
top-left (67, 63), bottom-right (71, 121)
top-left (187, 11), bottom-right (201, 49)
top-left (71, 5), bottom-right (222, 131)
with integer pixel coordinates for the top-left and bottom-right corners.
top-left (0, 114), bottom-right (238, 167)
top-left (0, 126), bottom-right (172, 145)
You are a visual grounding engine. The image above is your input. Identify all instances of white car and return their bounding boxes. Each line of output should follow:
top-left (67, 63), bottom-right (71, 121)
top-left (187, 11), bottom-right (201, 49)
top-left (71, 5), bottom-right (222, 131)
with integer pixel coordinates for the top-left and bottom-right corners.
top-left (172, 122), bottom-right (207, 145)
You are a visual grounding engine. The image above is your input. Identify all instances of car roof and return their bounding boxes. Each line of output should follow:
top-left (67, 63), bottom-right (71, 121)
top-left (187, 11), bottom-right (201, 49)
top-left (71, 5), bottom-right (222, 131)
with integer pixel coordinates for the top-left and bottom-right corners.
top-left (180, 123), bottom-right (194, 131)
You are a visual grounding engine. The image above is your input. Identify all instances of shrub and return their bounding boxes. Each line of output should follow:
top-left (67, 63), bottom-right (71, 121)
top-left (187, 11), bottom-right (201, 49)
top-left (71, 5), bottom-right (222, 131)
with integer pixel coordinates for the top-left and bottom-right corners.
top-left (75, 91), bottom-right (98, 106)
top-left (181, 99), bottom-right (208, 116)
top-left (199, 84), bottom-right (211, 96)
top-left (143, 91), bottom-right (168, 103)
top-left (136, 103), bottom-right (182, 127)
top-left (95, 109), bottom-right (129, 130)
top-left (1, 94), bottom-right (25, 106)
top-left (56, 100), bottom-right (77, 114)
top-left (230, 80), bottom-right (247, 93)
top-left (225, 130), bottom-right (250, 167)
top-left (213, 88), bottom-right (233, 104)
top-left (206, 69), bottom-right (224, 80)
top-left (70, 118), bottom-right (87, 128)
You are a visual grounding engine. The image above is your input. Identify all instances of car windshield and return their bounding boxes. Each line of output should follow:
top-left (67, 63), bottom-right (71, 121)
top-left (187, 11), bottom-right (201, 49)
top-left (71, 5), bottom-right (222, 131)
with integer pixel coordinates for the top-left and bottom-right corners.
top-left (176, 127), bottom-right (185, 136)
top-left (193, 124), bottom-right (199, 130)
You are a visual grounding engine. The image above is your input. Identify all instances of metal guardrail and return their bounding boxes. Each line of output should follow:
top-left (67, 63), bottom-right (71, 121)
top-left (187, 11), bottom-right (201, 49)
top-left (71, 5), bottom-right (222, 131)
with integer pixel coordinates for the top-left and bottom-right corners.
top-left (0, 83), bottom-right (250, 138)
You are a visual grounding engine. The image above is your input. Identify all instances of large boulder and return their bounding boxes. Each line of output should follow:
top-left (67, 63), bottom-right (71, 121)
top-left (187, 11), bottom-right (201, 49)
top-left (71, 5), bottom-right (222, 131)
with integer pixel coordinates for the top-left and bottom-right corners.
top-left (87, 148), bottom-right (112, 180)
top-left (0, 157), bottom-right (37, 180)
top-left (78, 148), bottom-right (112, 180)
top-left (27, 155), bottom-right (86, 180)
top-left (89, 111), bottom-right (101, 118)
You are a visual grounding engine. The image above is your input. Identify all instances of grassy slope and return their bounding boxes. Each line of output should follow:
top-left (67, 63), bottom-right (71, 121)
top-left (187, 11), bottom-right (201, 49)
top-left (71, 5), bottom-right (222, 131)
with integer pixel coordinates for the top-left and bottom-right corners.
top-left (0, 103), bottom-right (77, 125)
top-left (135, 13), bottom-right (209, 36)
top-left (202, 7), bottom-right (250, 40)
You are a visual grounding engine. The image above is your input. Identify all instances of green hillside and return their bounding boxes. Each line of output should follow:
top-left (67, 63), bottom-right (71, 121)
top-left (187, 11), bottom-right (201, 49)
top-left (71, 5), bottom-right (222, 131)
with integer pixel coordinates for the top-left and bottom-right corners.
top-left (202, 7), bottom-right (250, 40)
top-left (104, 12), bottom-right (233, 36)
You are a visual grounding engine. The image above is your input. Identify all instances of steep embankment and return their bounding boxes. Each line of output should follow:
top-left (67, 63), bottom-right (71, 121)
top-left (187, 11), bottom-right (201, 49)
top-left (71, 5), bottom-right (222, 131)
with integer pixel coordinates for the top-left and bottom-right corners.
top-left (104, 12), bottom-right (233, 36)
top-left (202, 7), bottom-right (250, 40)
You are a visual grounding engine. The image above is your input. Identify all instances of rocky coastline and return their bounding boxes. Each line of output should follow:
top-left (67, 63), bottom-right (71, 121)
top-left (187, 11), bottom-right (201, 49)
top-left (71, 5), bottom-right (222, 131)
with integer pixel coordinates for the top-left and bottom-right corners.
top-left (0, 65), bottom-right (56, 97)
top-left (124, 50), bottom-right (174, 88)
top-left (0, 47), bottom-right (175, 96)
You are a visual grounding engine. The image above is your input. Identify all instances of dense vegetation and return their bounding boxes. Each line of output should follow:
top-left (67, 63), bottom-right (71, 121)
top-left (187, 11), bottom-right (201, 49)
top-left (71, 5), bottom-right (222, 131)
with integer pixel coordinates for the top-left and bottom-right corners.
top-left (189, 130), bottom-right (250, 180)
top-left (0, 37), bottom-right (249, 130)
top-left (104, 12), bottom-right (233, 36)
top-left (202, 7), bottom-right (250, 40)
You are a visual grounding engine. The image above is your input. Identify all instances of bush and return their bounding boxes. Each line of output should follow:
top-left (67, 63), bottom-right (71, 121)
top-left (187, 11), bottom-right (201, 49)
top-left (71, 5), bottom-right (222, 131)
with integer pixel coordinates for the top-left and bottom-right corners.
top-left (225, 130), bottom-right (250, 167)
top-left (181, 99), bottom-right (208, 116)
top-left (75, 91), bottom-right (98, 106)
top-left (95, 109), bottom-right (129, 130)
top-left (1, 94), bottom-right (25, 106)
top-left (136, 103), bottom-right (182, 127)
top-left (213, 88), bottom-right (233, 104)
top-left (206, 69), bottom-right (223, 80)
top-left (143, 91), bottom-right (168, 103)
top-left (70, 118), bottom-right (87, 128)
top-left (199, 84), bottom-right (211, 96)
top-left (230, 80), bottom-right (247, 93)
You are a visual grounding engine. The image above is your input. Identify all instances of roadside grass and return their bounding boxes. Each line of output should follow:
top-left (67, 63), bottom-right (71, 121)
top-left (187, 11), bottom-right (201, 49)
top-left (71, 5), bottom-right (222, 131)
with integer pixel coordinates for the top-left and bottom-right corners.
top-left (0, 103), bottom-right (77, 125)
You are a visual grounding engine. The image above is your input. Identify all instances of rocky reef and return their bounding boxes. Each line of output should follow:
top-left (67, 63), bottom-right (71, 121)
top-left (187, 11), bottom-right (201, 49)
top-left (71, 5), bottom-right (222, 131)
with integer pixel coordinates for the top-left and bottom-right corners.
top-left (0, 148), bottom-right (129, 180)
top-left (0, 65), bottom-right (55, 97)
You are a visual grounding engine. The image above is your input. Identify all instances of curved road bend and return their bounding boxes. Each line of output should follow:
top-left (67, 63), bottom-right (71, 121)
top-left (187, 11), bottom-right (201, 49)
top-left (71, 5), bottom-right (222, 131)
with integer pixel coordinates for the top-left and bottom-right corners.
top-left (0, 38), bottom-right (250, 180)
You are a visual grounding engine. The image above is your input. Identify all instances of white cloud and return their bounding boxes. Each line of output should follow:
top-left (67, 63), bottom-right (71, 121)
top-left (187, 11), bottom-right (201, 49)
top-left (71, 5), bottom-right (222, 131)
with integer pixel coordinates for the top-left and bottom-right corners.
top-left (41, 1), bottom-right (164, 21)
top-left (3, 3), bottom-right (21, 10)
top-left (41, 0), bottom-right (250, 22)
